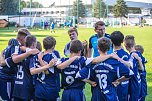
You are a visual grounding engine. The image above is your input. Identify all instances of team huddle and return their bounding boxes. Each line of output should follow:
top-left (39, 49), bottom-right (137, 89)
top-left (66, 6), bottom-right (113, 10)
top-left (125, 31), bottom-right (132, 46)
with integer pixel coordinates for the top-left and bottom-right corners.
top-left (0, 21), bottom-right (147, 101)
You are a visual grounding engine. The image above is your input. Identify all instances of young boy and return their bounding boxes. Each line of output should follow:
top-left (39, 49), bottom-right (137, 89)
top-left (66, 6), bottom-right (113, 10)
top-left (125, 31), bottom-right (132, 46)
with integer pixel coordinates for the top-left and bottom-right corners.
top-left (124, 35), bottom-right (143, 101)
top-left (135, 45), bottom-right (147, 101)
top-left (56, 39), bottom-right (120, 101)
top-left (0, 28), bottom-right (38, 101)
top-left (64, 27), bottom-right (88, 57)
top-left (12, 35), bottom-right (55, 101)
top-left (31, 36), bottom-right (61, 101)
top-left (77, 37), bottom-right (133, 101)
top-left (110, 31), bottom-right (131, 101)
top-left (0, 38), bottom-right (19, 101)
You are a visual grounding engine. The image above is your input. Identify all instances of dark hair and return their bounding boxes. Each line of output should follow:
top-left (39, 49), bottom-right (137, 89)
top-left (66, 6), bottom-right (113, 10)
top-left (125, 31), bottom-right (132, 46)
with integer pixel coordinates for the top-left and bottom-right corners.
top-left (68, 27), bottom-right (78, 35)
top-left (95, 21), bottom-right (105, 30)
top-left (98, 37), bottom-right (111, 53)
top-left (8, 38), bottom-right (19, 46)
top-left (36, 41), bottom-right (42, 51)
top-left (135, 45), bottom-right (144, 54)
top-left (110, 31), bottom-right (124, 46)
top-left (124, 35), bottom-right (135, 49)
top-left (43, 36), bottom-right (56, 50)
top-left (25, 35), bottom-right (37, 47)
top-left (70, 40), bottom-right (83, 53)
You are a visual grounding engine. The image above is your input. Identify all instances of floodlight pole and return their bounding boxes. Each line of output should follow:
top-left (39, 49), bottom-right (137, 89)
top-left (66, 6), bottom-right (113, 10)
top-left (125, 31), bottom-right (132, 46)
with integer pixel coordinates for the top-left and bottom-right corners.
top-left (106, 0), bottom-right (108, 18)
top-left (30, 0), bottom-right (32, 27)
top-left (100, 0), bottom-right (102, 18)
top-left (19, 0), bottom-right (21, 26)
top-left (77, 0), bottom-right (79, 21)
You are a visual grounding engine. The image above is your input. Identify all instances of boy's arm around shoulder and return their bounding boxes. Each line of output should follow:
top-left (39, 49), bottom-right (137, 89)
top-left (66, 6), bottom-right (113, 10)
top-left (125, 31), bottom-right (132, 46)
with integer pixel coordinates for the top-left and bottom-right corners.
top-left (56, 56), bottom-right (80, 70)
top-left (30, 59), bottom-right (57, 75)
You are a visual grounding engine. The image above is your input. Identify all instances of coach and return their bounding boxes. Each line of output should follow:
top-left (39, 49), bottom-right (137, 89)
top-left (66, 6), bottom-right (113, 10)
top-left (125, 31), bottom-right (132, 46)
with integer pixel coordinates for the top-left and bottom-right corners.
top-left (88, 21), bottom-right (113, 57)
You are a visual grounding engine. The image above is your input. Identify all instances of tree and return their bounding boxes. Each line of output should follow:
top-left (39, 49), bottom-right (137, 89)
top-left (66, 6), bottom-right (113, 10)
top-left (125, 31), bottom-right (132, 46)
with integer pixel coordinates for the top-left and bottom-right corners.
top-left (72, 0), bottom-right (86, 18)
top-left (26, 1), bottom-right (43, 8)
top-left (112, 0), bottom-right (128, 20)
top-left (20, 1), bottom-right (27, 10)
top-left (93, 0), bottom-right (106, 18)
top-left (0, 0), bottom-right (18, 15)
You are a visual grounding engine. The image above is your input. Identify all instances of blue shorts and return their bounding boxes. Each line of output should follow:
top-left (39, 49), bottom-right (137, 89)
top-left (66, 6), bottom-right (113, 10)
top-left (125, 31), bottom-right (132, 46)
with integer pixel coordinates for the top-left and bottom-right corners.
top-left (62, 89), bottom-right (86, 101)
top-left (140, 74), bottom-right (147, 98)
top-left (0, 80), bottom-right (9, 100)
top-left (35, 82), bottom-right (59, 101)
top-left (91, 86), bottom-right (118, 101)
top-left (117, 82), bottom-right (129, 101)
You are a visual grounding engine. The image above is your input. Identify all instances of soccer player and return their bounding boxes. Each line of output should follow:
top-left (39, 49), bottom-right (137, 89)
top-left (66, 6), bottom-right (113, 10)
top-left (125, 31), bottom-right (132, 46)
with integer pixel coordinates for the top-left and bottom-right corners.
top-left (0, 38), bottom-right (19, 101)
top-left (88, 21), bottom-right (113, 57)
top-left (135, 45), bottom-right (147, 101)
top-left (77, 37), bottom-right (133, 101)
top-left (56, 39), bottom-right (119, 101)
top-left (50, 21), bottom-right (55, 33)
top-left (31, 36), bottom-right (61, 101)
top-left (110, 31), bottom-right (131, 101)
top-left (124, 35), bottom-right (143, 101)
top-left (11, 35), bottom-right (38, 101)
top-left (0, 28), bottom-right (38, 101)
top-left (64, 27), bottom-right (88, 57)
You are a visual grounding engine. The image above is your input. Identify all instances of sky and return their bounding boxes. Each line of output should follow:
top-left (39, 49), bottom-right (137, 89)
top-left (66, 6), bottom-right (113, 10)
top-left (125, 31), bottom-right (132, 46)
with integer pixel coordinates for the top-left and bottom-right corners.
top-left (23, 0), bottom-right (152, 7)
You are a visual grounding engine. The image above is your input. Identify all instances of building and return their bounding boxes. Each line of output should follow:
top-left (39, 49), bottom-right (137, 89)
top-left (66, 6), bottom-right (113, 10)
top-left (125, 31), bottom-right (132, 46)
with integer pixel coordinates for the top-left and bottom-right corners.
top-left (21, 0), bottom-right (152, 17)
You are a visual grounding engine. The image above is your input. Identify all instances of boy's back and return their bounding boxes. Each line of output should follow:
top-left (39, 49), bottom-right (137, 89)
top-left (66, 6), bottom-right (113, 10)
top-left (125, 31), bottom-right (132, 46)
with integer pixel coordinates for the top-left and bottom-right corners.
top-left (13, 55), bottom-right (35, 100)
top-left (0, 45), bottom-right (19, 81)
top-left (34, 52), bottom-right (60, 100)
top-left (59, 56), bottom-right (87, 89)
top-left (139, 54), bottom-right (147, 100)
top-left (114, 48), bottom-right (130, 101)
top-left (57, 56), bottom-right (92, 101)
top-left (89, 58), bottom-right (131, 101)
top-left (128, 51), bottom-right (141, 101)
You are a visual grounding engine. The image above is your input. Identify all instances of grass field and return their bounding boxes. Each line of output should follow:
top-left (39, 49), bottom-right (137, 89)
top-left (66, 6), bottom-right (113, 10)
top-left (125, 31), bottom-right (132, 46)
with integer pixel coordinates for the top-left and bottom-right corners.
top-left (0, 26), bottom-right (152, 100)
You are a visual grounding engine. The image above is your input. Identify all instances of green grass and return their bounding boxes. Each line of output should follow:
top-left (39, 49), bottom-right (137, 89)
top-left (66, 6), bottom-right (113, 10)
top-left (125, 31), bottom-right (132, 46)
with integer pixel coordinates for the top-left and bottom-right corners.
top-left (0, 26), bottom-right (152, 100)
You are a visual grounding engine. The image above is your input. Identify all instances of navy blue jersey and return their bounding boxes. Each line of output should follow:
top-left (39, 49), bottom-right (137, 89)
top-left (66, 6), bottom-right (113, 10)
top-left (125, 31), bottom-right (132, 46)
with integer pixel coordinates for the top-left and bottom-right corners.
top-left (0, 66), bottom-right (10, 100)
top-left (13, 55), bottom-right (35, 100)
top-left (89, 34), bottom-right (113, 57)
top-left (31, 52), bottom-right (60, 100)
top-left (57, 56), bottom-right (92, 90)
top-left (64, 42), bottom-right (84, 57)
top-left (139, 55), bottom-right (147, 98)
top-left (77, 58), bottom-right (133, 101)
top-left (0, 45), bottom-right (20, 81)
top-left (53, 50), bottom-right (60, 59)
top-left (139, 55), bottom-right (147, 75)
top-left (114, 48), bottom-right (130, 101)
top-left (128, 51), bottom-right (142, 101)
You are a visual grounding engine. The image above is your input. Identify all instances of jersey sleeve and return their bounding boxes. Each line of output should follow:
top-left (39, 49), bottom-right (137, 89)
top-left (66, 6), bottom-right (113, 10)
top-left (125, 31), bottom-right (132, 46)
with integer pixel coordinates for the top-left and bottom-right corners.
top-left (64, 43), bottom-right (70, 57)
top-left (29, 56), bottom-right (37, 69)
top-left (53, 50), bottom-right (61, 58)
top-left (75, 67), bottom-right (90, 80)
top-left (11, 46), bottom-right (20, 56)
top-left (5, 57), bottom-right (16, 68)
top-left (48, 58), bottom-right (65, 74)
